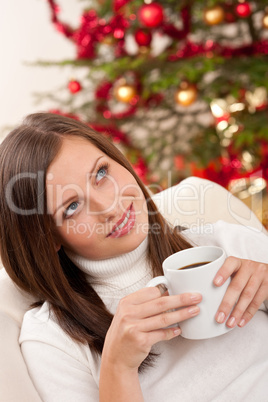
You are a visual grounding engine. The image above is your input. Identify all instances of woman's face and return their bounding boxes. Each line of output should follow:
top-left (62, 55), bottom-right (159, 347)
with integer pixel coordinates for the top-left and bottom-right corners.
top-left (46, 136), bottom-right (149, 260)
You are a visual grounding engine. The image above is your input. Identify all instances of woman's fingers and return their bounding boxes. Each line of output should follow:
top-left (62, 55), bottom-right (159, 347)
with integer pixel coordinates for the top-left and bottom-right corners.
top-left (125, 286), bottom-right (202, 308)
top-left (144, 326), bottom-right (182, 346)
top-left (119, 287), bottom-right (202, 320)
top-left (213, 256), bottom-right (242, 287)
top-left (140, 304), bottom-right (200, 332)
top-left (218, 273), bottom-right (260, 327)
top-left (214, 257), bottom-right (268, 327)
top-left (139, 292), bottom-right (202, 319)
top-left (215, 258), bottom-right (250, 325)
top-left (239, 284), bottom-right (268, 326)
top-left (114, 289), bottom-right (202, 352)
top-left (230, 262), bottom-right (268, 327)
top-left (124, 286), bottom-right (164, 304)
top-left (105, 288), bottom-right (202, 371)
top-left (118, 305), bottom-right (200, 352)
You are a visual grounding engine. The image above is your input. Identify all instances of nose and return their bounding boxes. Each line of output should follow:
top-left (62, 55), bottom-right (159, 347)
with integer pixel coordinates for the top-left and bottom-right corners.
top-left (87, 189), bottom-right (120, 222)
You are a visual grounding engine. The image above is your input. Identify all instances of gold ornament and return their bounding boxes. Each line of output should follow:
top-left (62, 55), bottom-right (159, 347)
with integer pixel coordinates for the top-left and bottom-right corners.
top-left (114, 83), bottom-right (137, 103)
top-left (101, 35), bottom-right (115, 45)
top-left (245, 87), bottom-right (268, 113)
top-left (175, 82), bottom-right (197, 106)
top-left (262, 12), bottom-right (268, 29)
top-left (203, 5), bottom-right (225, 25)
top-left (229, 177), bottom-right (268, 229)
top-left (138, 46), bottom-right (151, 55)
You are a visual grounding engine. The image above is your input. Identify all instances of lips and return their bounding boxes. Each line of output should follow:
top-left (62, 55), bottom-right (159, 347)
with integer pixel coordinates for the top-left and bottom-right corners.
top-left (107, 203), bottom-right (136, 238)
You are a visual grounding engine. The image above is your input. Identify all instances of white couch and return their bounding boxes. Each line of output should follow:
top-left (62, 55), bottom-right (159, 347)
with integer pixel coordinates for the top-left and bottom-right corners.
top-left (0, 177), bottom-right (266, 402)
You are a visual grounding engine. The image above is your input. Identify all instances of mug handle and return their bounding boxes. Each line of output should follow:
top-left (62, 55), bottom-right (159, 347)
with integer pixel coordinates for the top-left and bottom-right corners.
top-left (146, 276), bottom-right (168, 289)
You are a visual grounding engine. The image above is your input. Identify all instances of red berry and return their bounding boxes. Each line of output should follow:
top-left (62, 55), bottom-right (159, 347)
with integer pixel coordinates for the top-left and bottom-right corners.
top-left (68, 80), bottom-right (82, 94)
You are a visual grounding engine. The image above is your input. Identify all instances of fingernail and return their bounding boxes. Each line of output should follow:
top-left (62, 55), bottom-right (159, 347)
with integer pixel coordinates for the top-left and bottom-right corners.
top-left (216, 312), bottom-right (225, 323)
top-left (214, 275), bottom-right (223, 286)
top-left (174, 328), bottom-right (181, 336)
top-left (190, 293), bottom-right (201, 302)
top-left (227, 316), bottom-right (236, 327)
top-left (238, 319), bottom-right (245, 327)
top-left (188, 306), bottom-right (199, 316)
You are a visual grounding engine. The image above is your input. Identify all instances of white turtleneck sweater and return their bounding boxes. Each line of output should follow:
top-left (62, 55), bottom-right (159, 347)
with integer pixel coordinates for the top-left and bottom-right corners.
top-left (19, 221), bottom-right (268, 402)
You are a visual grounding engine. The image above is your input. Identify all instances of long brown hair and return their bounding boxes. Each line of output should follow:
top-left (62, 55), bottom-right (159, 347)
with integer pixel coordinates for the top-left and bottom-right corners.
top-left (0, 113), bottom-right (192, 369)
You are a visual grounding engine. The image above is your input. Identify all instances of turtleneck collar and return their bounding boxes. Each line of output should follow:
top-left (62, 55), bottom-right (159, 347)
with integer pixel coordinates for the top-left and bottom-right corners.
top-left (65, 237), bottom-right (151, 298)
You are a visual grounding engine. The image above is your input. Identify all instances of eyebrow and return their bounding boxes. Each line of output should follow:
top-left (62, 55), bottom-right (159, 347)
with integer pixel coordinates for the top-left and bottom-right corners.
top-left (52, 155), bottom-right (104, 217)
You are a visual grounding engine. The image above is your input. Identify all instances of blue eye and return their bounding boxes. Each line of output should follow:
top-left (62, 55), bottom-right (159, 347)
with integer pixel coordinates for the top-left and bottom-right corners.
top-left (64, 201), bottom-right (79, 218)
top-left (96, 164), bottom-right (109, 183)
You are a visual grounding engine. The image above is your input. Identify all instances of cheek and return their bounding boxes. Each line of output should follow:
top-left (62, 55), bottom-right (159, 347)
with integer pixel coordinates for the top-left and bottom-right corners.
top-left (56, 218), bottom-right (99, 246)
top-left (118, 174), bottom-right (144, 199)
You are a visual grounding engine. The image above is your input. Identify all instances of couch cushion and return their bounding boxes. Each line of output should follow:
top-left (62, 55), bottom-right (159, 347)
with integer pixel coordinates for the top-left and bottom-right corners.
top-left (0, 268), bottom-right (36, 325)
top-left (0, 311), bottom-right (42, 402)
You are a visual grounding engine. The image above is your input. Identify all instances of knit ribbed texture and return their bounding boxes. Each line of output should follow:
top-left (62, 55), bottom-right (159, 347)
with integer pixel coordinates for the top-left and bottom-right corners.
top-left (66, 237), bottom-right (151, 298)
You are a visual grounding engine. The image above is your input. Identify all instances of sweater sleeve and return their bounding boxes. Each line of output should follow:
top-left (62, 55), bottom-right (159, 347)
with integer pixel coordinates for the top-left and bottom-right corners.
top-left (184, 220), bottom-right (268, 312)
top-left (19, 303), bottom-right (99, 402)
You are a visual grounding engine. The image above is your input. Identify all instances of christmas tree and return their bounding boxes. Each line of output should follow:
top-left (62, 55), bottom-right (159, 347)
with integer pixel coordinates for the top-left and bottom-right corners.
top-left (41, 0), bottom-right (268, 199)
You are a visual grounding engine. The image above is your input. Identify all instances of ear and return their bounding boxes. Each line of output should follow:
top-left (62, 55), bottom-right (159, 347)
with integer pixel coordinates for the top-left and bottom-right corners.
top-left (52, 231), bottom-right (62, 253)
top-left (55, 243), bottom-right (61, 252)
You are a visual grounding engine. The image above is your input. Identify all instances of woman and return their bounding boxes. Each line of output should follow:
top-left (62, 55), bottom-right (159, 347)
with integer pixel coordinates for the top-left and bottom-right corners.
top-left (0, 112), bottom-right (267, 401)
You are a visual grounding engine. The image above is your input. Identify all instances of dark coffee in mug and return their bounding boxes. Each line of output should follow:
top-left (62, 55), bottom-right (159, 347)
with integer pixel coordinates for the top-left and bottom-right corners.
top-left (178, 261), bottom-right (212, 270)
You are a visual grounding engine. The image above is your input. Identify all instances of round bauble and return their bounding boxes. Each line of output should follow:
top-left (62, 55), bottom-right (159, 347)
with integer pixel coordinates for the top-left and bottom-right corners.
top-left (262, 12), bottom-right (268, 29)
top-left (138, 2), bottom-right (164, 28)
top-left (224, 5), bottom-right (237, 23)
top-left (114, 83), bottom-right (137, 103)
top-left (113, 0), bottom-right (130, 12)
top-left (175, 83), bottom-right (197, 106)
top-left (235, 2), bottom-right (251, 18)
top-left (134, 29), bottom-right (152, 46)
top-left (68, 80), bottom-right (82, 94)
top-left (203, 5), bottom-right (225, 25)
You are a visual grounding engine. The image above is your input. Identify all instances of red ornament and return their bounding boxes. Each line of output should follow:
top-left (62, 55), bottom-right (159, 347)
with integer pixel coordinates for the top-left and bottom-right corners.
top-left (224, 4), bottom-right (237, 23)
top-left (68, 80), bottom-right (82, 94)
top-left (95, 81), bottom-right (113, 100)
top-left (224, 11), bottom-right (237, 23)
top-left (134, 29), bottom-right (152, 46)
top-left (235, 2), bottom-right (251, 18)
top-left (133, 156), bottom-right (148, 183)
top-left (138, 3), bottom-right (164, 28)
top-left (113, 0), bottom-right (131, 12)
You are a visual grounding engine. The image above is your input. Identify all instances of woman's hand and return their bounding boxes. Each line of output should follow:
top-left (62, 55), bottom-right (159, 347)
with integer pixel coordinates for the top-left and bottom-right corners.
top-left (100, 288), bottom-right (201, 401)
top-left (102, 287), bottom-right (202, 371)
top-left (214, 257), bottom-right (268, 328)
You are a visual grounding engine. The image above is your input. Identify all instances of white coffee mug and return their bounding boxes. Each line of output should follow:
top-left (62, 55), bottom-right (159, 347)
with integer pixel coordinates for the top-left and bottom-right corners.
top-left (146, 246), bottom-right (233, 340)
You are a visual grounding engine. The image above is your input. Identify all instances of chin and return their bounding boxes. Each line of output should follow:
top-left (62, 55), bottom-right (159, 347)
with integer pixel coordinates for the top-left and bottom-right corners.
top-left (122, 231), bottom-right (147, 252)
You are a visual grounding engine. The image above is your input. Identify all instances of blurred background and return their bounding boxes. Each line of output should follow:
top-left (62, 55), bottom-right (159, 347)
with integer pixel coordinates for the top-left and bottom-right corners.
top-left (1, 0), bottom-right (268, 226)
top-left (0, 1), bottom-right (83, 133)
